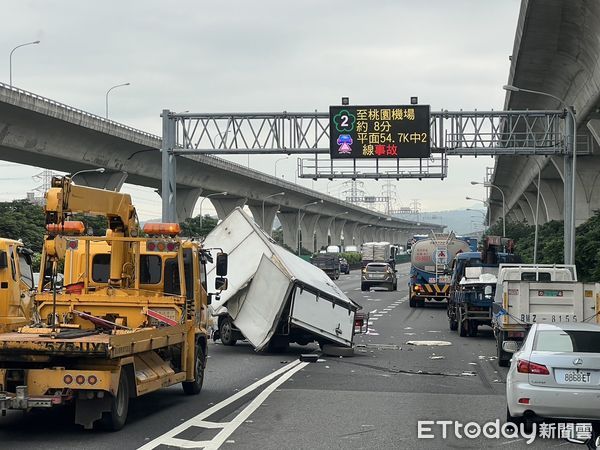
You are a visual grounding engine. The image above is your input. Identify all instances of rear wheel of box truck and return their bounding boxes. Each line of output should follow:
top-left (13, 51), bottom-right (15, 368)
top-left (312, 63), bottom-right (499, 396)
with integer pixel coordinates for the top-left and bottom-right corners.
top-left (182, 342), bottom-right (206, 395)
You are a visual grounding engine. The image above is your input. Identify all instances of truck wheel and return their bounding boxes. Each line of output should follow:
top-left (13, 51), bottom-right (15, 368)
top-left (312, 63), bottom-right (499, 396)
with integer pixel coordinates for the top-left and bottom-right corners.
top-left (448, 307), bottom-right (458, 331)
top-left (468, 321), bottom-right (478, 337)
top-left (182, 343), bottom-right (205, 395)
top-left (497, 334), bottom-right (511, 367)
top-left (103, 370), bottom-right (129, 431)
top-left (458, 309), bottom-right (468, 337)
top-left (219, 317), bottom-right (237, 346)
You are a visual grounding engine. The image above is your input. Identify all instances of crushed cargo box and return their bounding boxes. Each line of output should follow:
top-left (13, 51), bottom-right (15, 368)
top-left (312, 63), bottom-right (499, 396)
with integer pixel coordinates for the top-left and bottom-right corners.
top-left (204, 208), bottom-right (362, 351)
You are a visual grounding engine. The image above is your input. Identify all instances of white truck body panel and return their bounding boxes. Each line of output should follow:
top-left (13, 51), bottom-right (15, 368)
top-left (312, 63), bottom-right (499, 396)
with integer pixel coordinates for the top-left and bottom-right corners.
top-left (204, 208), bottom-right (357, 350)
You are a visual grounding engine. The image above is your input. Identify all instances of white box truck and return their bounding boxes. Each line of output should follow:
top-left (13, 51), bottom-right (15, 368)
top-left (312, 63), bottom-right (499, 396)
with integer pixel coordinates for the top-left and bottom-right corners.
top-left (204, 208), bottom-right (364, 352)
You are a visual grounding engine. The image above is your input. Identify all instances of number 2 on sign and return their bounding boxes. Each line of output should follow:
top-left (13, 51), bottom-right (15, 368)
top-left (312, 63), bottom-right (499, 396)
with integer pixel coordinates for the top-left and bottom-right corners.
top-left (341, 115), bottom-right (349, 127)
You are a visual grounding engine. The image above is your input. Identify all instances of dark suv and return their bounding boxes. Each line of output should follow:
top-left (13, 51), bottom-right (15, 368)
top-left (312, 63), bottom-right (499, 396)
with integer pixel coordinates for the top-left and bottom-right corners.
top-left (361, 262), bottom-right (397, 291)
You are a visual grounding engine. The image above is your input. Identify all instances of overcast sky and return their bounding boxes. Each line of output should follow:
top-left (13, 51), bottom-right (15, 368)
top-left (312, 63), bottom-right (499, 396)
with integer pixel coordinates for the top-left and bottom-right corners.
top-left (1, 0), bottom-right (520, 220)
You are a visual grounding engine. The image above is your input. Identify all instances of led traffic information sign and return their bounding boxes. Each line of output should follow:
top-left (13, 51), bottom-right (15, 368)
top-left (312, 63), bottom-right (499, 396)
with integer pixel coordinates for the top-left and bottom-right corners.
top-left (329, 105), bottom-right (431, 159)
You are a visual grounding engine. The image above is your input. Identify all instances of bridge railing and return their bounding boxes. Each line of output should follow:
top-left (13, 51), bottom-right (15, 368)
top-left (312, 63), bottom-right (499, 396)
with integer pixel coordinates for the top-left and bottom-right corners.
top-left (0, 82), bottom-right (161, 141)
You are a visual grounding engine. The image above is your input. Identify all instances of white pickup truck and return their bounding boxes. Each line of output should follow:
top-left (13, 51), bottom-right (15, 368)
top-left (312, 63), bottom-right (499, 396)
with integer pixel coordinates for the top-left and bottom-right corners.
top-left (492, 264), bottom-right (599, 366)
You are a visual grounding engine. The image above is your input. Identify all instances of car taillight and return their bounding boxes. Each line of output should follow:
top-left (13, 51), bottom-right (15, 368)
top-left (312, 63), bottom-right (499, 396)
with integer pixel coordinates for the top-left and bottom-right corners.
top-left (517, 359), bottom-right (549, 375)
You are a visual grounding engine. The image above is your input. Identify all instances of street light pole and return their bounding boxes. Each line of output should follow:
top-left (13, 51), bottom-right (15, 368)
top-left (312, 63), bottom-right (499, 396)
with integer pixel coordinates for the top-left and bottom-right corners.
top-left (198, 191), bottom-right (227, 231)
top-left (503, 84), bottom-right (576, 264)
top-left (274, 157), bottom-right (289, 178)
top-left (471, 181), bottom-right (506, 237)
top-left (466, 197), bottom-right (491, 231)
top-left (262, 192), bottom-right (285, 233)
top-left (9, 40), bottom-right (40, 86)
top-left (297, 200), bottom-right (322, 256)
top-left (105, 82), bottom-right (131, 118)
top-left (70, 168), bottom-right (106, 184)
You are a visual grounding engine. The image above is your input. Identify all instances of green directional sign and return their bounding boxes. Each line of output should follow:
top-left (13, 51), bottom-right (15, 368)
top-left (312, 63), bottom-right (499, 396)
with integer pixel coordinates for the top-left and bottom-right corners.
top-left (329, 105), bottom-right (431, 159)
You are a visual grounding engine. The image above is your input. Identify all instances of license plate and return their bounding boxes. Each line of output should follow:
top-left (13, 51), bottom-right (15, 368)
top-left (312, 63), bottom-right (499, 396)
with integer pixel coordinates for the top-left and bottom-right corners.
top-left (438, 276), bottom-right (450, 283)
top-left (538, 290), bottom-right (563, 297)
top-left (370, 274), bottom-right (385, 279)
top-left (555, 369), bottom-right (594, 384)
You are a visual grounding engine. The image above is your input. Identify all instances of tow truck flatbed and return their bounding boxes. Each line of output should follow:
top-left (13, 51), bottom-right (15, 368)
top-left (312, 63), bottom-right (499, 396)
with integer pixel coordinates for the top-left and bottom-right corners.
top-left (0, 323), bottom-right (192, 359)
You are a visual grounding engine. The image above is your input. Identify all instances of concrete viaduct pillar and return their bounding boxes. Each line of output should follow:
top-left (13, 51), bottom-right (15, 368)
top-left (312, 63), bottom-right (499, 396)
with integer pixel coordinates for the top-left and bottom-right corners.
top-left (177, 188), bottom-right (203, 221)
top-left (300, 214), bottom-right (320, 253)
top-left (342, 221), bottom-right (358, 247)
top-left (315, 217), bottom-right (333, 251)
top-left (330, 219), bottom-right (346, 246)
top-left (277, 212), bottom-right (300, 251)
top-left (248, 204), bottom-right (279, 233)
top-left (211, 197), bottom-right (247, 220)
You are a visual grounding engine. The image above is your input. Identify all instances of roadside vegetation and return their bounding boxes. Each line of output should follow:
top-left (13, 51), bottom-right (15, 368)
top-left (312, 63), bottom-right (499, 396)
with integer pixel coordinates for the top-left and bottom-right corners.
top-left (485, 211), bottom-right (600, 282)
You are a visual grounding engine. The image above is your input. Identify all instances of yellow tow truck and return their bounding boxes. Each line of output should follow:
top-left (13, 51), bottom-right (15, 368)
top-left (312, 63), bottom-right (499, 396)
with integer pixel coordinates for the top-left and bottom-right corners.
top-left (0, 176), bottom-right (228, 430)
top-left (0, 238), bottom-right (34, 332)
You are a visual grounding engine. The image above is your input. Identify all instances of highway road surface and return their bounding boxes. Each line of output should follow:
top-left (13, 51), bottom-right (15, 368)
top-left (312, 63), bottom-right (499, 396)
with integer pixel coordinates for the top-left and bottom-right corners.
top-left (0, 264), bottom-right (585, 449)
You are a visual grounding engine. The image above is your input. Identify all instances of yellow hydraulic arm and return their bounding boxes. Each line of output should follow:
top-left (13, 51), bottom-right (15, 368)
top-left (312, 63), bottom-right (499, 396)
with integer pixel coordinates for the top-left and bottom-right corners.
top-left (44, 176), bottom-right (138, 286)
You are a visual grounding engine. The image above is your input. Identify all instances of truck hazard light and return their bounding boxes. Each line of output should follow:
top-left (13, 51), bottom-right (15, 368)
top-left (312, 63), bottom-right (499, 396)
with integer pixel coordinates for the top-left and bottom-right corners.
top-left (143, 223), bottom-right (181, 236)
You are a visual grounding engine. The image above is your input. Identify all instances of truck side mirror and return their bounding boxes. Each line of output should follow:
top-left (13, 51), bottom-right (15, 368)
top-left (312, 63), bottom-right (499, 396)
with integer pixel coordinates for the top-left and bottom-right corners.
top-left (0, 251), bottom-right (7, 269)
top-left (216, 252), bottom-right (228, 276)
top-left (215, 277), bottom-right (228, 291)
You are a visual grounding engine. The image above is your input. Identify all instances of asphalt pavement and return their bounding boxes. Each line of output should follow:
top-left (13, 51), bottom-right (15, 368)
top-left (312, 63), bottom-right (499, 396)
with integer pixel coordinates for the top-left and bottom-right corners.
top-left (0, 263), bottom-right (585, 449)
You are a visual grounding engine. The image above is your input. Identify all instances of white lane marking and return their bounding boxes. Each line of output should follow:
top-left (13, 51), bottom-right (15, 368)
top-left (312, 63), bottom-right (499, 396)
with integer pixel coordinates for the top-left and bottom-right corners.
top-left (369, 317), bottom-right (378, 321)
top-left (138, 360), bottom-right (304, 450)
top-left (370, 309), bottom-right (378, 314)
top-left (373, 314), bottom-right (383, 317)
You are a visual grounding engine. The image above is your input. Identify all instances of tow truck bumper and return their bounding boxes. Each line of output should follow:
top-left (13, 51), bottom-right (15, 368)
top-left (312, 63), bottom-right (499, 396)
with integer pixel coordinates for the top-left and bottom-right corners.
top-left (0, 386), bottom-right (64, 414)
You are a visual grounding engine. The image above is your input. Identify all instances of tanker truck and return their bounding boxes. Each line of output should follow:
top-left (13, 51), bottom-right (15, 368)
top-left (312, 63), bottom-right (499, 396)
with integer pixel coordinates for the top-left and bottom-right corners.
top-left (409, 232), bottom-right (471, 308)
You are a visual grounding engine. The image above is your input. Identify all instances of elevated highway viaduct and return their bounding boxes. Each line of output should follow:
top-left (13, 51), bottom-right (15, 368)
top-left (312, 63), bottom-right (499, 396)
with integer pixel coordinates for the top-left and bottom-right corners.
top-left (491, 0), bottom-right (600, 228)
top-left (0, 83), bottom-right (442, 251)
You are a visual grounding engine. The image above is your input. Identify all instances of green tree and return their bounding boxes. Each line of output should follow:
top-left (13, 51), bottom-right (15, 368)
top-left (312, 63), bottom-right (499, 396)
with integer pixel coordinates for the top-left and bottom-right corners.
top-left (179, 215), bottom-right (218, 237)
top-left (0, 200), bottom-right (45, 252)
top-left (72, 214), bottom-right (107, 236)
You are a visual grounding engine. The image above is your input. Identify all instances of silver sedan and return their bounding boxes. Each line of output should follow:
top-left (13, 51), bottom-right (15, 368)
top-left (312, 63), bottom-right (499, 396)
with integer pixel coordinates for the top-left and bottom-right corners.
top-left (505, 322), bottom-right (600, 426)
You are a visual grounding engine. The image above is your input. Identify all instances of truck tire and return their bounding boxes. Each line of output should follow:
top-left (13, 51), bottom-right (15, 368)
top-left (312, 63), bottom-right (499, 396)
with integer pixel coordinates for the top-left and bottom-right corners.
top-left (497, 334), bottom-right (511, 367)
top-left (102, 370), bottom-right (129, 431)
top-left (468, 321), bottom-right (478, 337)
top-left (219, 316), bottom-right (237, 346)
top-left (182, 343), bottom-right (205, 395)
top-left (458, 308), bottom-right (468, 337)
top-left (448, 306), bottom-right (458, 331)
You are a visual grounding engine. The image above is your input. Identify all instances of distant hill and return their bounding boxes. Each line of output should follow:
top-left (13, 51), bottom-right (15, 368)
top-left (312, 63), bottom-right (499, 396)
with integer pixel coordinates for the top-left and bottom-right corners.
top-left (393, 209), bottom-right (486, 235)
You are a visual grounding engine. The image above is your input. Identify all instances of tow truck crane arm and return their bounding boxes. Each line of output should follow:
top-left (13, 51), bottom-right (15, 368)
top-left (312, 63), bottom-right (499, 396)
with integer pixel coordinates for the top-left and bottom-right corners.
top-left (44, 176), bottom-right (138, 286)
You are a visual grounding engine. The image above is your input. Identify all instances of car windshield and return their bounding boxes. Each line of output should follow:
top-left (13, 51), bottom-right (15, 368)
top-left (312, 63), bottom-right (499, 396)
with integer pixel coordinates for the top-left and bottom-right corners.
top-left (367, 265), bottom-right (388, 272)
top-left (533, 330), bottom-right (600, 353)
